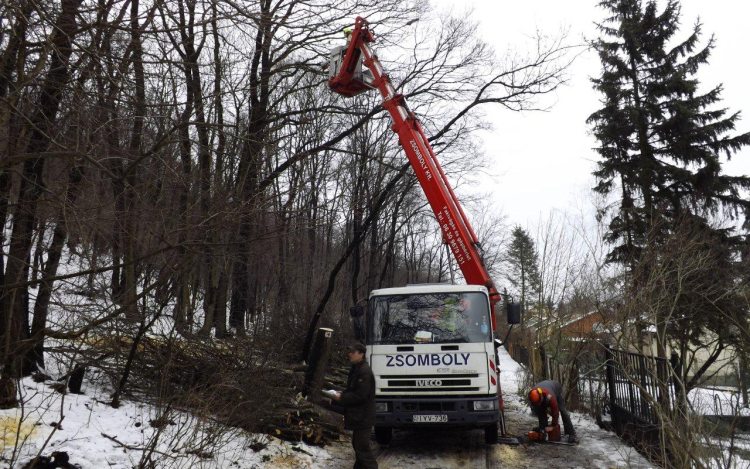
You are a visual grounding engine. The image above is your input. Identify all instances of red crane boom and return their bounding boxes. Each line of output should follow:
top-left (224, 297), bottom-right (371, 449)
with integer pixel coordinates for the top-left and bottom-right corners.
top-left (329, 17), bottom-right (501, 329)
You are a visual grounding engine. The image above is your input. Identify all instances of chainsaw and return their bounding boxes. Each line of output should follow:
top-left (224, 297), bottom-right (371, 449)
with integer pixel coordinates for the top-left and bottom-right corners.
top-left (526, 424), bottom-right (577, 446)
top-left (527, 424), bottom-right (560, 442)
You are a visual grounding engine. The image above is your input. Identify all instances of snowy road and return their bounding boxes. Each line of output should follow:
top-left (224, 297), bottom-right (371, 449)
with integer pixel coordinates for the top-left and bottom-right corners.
top-left (324, 347), bottom-right (653, 469)
top-left (323, 417), bottom-right (652, 469)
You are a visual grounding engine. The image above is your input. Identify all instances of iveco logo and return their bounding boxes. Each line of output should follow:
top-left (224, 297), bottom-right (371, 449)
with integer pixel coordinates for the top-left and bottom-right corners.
top-left (416, 379), bottom-right (442, 387)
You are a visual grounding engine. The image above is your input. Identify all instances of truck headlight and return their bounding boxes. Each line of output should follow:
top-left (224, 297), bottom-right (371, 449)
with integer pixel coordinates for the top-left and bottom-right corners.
top-left (473, 400), bottom-right (496, 411)
top-left (375, 402), bottom-right (389, 412)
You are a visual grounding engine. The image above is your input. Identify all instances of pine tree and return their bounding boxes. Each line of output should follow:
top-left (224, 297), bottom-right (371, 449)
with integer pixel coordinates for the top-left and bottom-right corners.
top-left (588, 0), bottom-right (750, 270)
top-left (505, 226), bottom-right (540, 324)
top-left (588, 0), bottom-right (750, 362)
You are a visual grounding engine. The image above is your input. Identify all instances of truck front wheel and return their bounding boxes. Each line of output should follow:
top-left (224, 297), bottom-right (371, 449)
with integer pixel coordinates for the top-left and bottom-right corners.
top-left (484, 423), bottom-right (499, 444)
top-left (375, 426), bottom-right (392, 445)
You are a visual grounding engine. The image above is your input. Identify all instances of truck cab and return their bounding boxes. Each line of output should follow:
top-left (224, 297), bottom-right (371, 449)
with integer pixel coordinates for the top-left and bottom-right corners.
top-left (362, 284), bottom-right (502, 444)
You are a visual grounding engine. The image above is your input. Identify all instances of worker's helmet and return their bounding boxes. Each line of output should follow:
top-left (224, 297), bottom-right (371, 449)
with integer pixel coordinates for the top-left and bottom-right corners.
top-left (528, 387), bottom-right (544, 406)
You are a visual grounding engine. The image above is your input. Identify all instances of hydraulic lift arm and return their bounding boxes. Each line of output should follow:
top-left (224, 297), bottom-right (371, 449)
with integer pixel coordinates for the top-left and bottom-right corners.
top-left (329, 17), bottom-right (502, 329)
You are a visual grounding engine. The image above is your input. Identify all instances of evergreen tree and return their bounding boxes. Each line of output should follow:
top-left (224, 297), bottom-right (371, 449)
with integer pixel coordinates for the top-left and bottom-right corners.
top-left (588, 0), bottom-right (750, 270)
top-left (505, 226), bottom-right (540, 324)
top-left (588, 0), bottom-right (750, 361)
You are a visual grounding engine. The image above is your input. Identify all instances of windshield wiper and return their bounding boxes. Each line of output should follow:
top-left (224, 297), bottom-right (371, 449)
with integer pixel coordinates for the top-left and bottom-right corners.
top-left (432, 338), bottom-right (468, 344)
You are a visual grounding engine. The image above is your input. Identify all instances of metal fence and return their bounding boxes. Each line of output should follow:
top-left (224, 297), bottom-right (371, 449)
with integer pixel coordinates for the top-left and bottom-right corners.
top-left (511, 342), bottom-right (676, 415)
top-left (605, 346), bottom-right (677, 426)
top-left (506, 338), bottom-right (685, 466)
top-left (505, 341), bottom-right (530, 368)
top-left (604, 345), bottom-right (680, 465)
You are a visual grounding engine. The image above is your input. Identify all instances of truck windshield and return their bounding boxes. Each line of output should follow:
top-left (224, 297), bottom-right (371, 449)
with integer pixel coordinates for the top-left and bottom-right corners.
top-left (368, 292), bottom-right (491, 344)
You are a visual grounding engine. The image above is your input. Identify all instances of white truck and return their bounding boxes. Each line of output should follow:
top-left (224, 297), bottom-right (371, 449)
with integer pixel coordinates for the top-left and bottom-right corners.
top-left (365, 284), bottom-right (507, 444)
top-left (350, 284), bottom-right (519, 444)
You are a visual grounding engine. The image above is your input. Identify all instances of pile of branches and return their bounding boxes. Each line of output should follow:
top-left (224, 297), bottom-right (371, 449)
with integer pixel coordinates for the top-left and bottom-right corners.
top-left (78, 333), bottom-right (350, 446)
top-left (255, 362), bottom-right (352, 445)
top-left (259, 390), bottom-right (344, 445)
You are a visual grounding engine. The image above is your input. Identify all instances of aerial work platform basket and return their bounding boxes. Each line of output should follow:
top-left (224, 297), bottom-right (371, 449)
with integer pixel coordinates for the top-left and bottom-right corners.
top-left (328, 20), bottom-right (377, 97)
top-left (329, 44), bottom-right (374, 97)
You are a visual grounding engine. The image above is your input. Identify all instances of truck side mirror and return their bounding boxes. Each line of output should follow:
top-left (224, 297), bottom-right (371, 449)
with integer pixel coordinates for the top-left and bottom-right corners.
top-left (506, 302), bottom-right (521, 325)
top-left (349, 305), bottom-right (365, 341)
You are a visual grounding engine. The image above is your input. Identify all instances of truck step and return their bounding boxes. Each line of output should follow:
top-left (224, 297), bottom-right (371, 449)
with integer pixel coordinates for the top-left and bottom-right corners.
top-left (497, 437), bottom-right (520, 445)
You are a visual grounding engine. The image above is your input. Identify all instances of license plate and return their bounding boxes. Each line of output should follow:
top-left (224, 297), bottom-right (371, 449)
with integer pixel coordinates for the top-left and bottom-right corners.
top-left (412, 414), bottom-right (448, 423)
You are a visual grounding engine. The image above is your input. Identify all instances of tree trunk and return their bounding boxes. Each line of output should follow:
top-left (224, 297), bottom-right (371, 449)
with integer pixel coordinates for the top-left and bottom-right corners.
top-left (26, 165), bottom-right (85, 370)
top-left (208, 0), bottom-right (228, 337)
top-left (174, 84), bottom-right (193, 332)
top-left (230, 0), bottom-right (276, 333)
top-left (1, 0), bottom-right (83, 389)
top-left (0, 0), bottom-right (32, 99)
top-left (740, 354), bottom-right (749, 407)
top-left (121, 0), bottom-right (146, 323)
top-left (379, 190), bottom-right (407, 288)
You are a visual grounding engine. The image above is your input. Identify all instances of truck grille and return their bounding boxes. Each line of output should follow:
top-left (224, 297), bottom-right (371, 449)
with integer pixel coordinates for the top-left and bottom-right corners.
top-left (378, 373), bottom-right (481, 393)
top-left (380, 373), bottom-right (479, 379)
top-left (387, 379), bottom-right (471, 386)
top-left (381, 387), bottom-right (480, 393)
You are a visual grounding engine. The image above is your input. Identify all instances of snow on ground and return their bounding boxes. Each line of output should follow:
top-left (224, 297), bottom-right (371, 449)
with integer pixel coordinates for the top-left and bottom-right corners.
top-left (0, 373), bottom-right (337, 469)
top-left (496, 347), bottom-right (655, 469)
top-left (2, 248), bottom-right (343, 468)
top-left (690, 387), bottom-right (749, 417)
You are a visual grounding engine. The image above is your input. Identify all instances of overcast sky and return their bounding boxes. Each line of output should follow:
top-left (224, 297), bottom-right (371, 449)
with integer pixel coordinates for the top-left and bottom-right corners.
top-left (435, 0), bottom-right (750, 226)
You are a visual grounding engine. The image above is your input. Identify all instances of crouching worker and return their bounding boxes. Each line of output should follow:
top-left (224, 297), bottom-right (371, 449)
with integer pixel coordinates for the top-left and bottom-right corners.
top-left (528, 380), bottom-right (577, 443)
top-left (332, 343), bottom-right (378, 469)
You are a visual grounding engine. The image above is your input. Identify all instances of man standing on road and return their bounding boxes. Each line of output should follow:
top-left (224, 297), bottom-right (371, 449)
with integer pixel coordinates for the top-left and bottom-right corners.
top-left (332, 343), bottom-right (378, 469)
top-left (528, 379), bottom-right (577, 443)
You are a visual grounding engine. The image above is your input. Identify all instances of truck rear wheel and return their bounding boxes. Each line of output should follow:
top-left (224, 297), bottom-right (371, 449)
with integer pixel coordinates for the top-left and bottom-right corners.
top-left (484, 423), bottom-right (499, 444)
top-left (375, 426), bottom-right (392, 445)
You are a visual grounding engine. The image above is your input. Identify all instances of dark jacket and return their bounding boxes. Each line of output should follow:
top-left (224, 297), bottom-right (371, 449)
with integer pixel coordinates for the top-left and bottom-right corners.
top-left (339, 359), bottom-right (376, 430)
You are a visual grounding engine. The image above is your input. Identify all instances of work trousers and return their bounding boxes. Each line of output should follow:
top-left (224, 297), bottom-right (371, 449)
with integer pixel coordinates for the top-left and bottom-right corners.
top-left (351, 427), bottom-right (378, 469)
top-left (537, 398), bottom-right (575, 436)
top-left (558, 398), bottom-right (575, 436)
